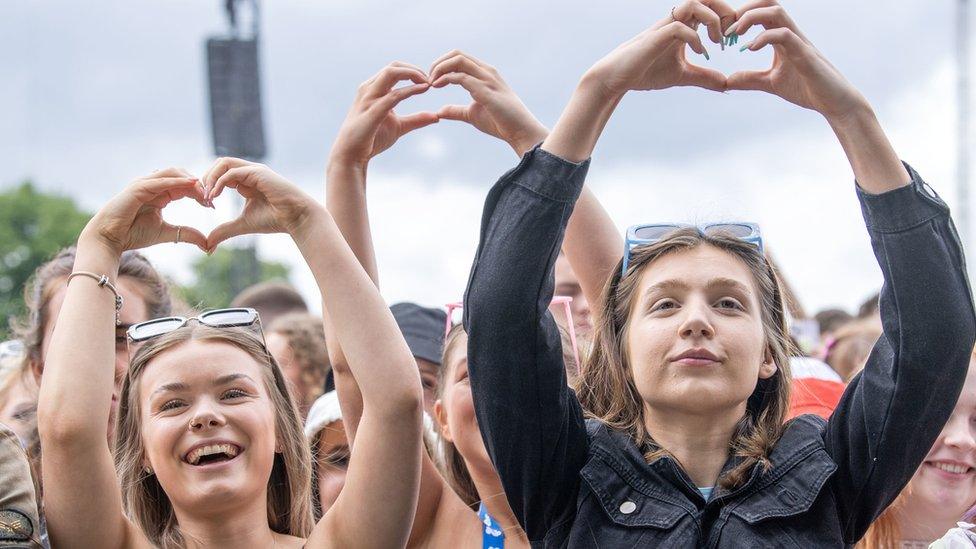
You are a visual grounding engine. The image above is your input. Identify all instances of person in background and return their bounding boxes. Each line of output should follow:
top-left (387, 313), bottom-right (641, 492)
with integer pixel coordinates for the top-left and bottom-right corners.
top-left (390, 303), bottom-right (447, 414)
top-left (303, 391), bottom-right (348, 520)
top-left (0, 422), bottom-right (43, 548)
top-left (858, 350), bottom-right (976, 548)
top-left (266, 313), bottom-right (331, 419)
top-left (230, 280), bottom-right (308, 327)
top-left (554, 250), bottom-right (594, 339)
top-left (0, 348), bottom-right (37, 446)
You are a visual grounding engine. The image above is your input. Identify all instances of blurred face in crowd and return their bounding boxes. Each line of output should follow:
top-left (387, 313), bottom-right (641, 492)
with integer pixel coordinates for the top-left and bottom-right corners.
top-left (35, 277), bottom-right (150, 438)
top-left (434, 332), bottom-right (492, 472)
top-left (266, 332), bottom-right (304, 409)
top-left (898, 357), bottom-right (976, 525)
top-left (625, 245), bottom-right (776, 417)
top-left (315, 420), bottom-right (349, 514)
top-left (0, 372), bottom-right (36, 444)
top-left (416, 358), bottom-right (439, 414)
top-left (554, 253), bottom-right (592, 337)
top-left (137, 340), bottom-right (278, 516)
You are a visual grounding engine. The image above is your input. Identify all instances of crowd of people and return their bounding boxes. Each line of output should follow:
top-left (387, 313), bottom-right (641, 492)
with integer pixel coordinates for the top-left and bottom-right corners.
top-left (2, 1), bottom-right (976, 547)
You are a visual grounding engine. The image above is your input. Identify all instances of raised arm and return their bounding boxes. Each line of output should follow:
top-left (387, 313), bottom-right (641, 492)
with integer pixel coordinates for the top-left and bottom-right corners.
top-left (205, 159), bottom-right (424, 549)
top-left (428, 50), bottom-right (623, 315)
top-left (37, 170), bottom-right (209, 549)
top-left (722, 0), bottom-right (976, 540)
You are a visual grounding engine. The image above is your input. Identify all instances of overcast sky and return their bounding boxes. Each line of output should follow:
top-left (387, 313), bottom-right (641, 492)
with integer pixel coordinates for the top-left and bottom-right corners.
top-left (2, 0), bottom-right (970, 318)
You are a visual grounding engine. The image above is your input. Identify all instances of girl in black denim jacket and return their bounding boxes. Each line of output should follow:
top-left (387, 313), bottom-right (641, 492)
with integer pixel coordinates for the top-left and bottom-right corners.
top-left (463, 1), bottom-right (976, 546)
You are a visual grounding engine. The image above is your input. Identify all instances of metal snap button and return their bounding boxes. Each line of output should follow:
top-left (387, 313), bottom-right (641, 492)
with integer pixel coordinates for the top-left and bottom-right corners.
top-left (619, 501), bottom-right (637, 514)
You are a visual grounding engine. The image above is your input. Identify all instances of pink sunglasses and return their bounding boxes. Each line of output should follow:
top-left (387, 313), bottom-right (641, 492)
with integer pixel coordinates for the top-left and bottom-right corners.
top-left (444, 295), bottom-right (581, 372)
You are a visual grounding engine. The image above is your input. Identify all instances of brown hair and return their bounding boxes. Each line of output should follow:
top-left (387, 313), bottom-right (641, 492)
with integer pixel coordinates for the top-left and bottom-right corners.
top-left (824, 319), bottom-right (882, 383)
top-left (115, 325), bottom-right (313, 548)
top-left (268, 313), bottom-right (331, 413)
top-left (231, 281), bottom-right (307, 325)
top-left (14, 246), bottom-right (172, 368)
top-left (574, 228), bottom-right (794, 489)
top-left (436, 321), bottom-right (582, 508)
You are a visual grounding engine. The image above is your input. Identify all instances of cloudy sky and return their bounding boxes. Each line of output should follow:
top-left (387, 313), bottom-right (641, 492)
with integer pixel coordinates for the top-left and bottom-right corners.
top-left (2, 0), bottom-right (970, 317)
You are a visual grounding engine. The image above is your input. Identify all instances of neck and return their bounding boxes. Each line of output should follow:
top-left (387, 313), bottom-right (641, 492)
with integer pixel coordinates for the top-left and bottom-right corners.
top-left (643, 404), bottom-right (745, 489)
top-left (467, 458), bottom-right (528, 543)
top-left (174, 494), bottom-right (279, 549)
top-left (894, 498), bottom-right (967, 542)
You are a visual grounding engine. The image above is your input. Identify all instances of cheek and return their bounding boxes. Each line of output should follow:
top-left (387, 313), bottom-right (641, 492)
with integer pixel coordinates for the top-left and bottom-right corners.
top-left (317, 467), bottom-right (347, 511)
top-left (445, 384), bottom-right (478, 439)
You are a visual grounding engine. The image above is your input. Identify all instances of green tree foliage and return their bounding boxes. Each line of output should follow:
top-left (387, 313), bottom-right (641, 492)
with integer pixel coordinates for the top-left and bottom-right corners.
top-left (177, 246), bottom-right (291, 310)
top-left (0, 182), bottom-right (92, 338)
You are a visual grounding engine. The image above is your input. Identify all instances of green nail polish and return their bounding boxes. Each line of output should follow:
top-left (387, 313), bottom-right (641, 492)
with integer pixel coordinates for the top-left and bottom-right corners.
top-left (703, 51), bottom-right (710, 60)
top-left (739, 44), bottom-right (749, 52)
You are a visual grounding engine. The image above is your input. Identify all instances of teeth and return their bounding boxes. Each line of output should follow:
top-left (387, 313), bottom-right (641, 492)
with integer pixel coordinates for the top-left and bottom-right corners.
top-left (934, 462), bottom-right (970, 475)
top-left (187, 443), bottom-right (240, 465)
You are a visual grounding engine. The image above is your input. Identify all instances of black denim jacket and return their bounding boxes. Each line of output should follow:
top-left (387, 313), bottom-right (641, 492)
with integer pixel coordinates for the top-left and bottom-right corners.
top-left (463, 147), bottom-right (976, 548)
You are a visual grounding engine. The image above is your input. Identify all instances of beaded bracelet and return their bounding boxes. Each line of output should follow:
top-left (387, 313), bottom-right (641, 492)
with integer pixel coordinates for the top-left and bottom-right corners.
top-left (66, 272), bottom-right (125, 326)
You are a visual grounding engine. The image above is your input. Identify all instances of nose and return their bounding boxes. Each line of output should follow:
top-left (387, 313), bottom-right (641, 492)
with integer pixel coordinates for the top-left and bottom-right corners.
top-left (942, 414), bottom-right (976, 452)
top-left (188, 401), bottom-right (226, 431)
top-left (678, 300), bottom-right (714, 340)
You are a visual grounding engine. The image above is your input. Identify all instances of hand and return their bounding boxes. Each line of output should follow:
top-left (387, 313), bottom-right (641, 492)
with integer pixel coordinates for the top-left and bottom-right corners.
top-left (329, 63), bottom-right (439, 169)
top-left (585, 0), bottom-right (735, 99)
top-left (726, 0), bottom-right (869, 121)
top-left (80, 168), bottom-right (209, 255)
top-left (429, 50), bottom-right (548, 157)
top-left (203, 157), bottom-right (322, 249)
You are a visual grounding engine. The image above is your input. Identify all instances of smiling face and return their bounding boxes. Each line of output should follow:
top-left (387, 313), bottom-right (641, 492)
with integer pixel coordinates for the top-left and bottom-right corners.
top-left (434, 331), bottom-right (491, 470)
top-left (137, 339), bottom-right (279, 515)
top-left (625, 244), bottom-right (777, 416)
top-left (903, 358), bottom-right (976, 518)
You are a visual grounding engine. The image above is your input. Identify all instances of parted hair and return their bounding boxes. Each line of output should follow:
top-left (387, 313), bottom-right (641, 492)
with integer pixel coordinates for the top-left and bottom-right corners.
top-left (574, 228), bottom-right (795, 489)
top-left (115, 325), bottom-right (313, 548)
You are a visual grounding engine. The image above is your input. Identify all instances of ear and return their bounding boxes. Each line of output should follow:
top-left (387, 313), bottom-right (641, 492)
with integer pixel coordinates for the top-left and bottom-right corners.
top-left (758, 346), bottom-right (778, 380)
top-left (30, 358), bottom-right (43, 384)
top-left (433, 398), bottom-right (453, 443)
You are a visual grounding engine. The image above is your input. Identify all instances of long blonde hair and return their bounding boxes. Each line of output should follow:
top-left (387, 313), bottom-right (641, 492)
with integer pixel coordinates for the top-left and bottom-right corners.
top-left (115, 325), bottom-right (314, 548)
top-left (574, 228), bottom-right (795, 489)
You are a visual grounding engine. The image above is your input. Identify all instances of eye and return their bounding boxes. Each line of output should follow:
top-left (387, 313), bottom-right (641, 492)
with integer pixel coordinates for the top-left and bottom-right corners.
top-left (651, 299), bottom-right (679, 312)
top-left (421, 376), bottom-right (438, 391)
top-left (159, 399), bottom-right (185, 412)
top-left (221, 388), bottom-right (250, 400)
top-left (715, 298), bottom-right (744, 310)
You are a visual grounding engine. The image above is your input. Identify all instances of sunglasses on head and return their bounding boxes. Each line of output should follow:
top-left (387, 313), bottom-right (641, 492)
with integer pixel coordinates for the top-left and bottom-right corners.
top-left (622, 222), bottom-right (763, 276)
top-left (127, 307), bottom-right (266, 346)
top-left (444, 296), bottom-right (581, 372)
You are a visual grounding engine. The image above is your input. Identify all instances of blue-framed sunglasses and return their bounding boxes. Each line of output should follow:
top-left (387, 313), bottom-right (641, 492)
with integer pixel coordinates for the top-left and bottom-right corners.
top-left (622, 222), bottom-right (764, 275)
top-left (127, 307), bottom-right (266, 345)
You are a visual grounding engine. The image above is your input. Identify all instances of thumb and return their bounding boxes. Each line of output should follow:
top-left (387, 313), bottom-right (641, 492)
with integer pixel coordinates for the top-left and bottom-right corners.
top-left (397, 111), bottom-right (440, 135)
top-left (726, 70), bottom-right (772, 93)
top-left (436, 104), bottom-right (472, 123)
top-left (160, 222), bottom-right (208, 253)
top-left (206, 217), bottom-right (249, 253)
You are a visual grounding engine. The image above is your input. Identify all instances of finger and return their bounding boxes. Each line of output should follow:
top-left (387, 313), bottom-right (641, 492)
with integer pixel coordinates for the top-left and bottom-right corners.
top-left (210, 165), bottom-right (258, 201)
top-left (740, 27), bottom-right (805, 55)
top-left (672, 1), bottom-right (723, 45)
top-left (388, 60), bottom-right (428, 75)
top-left (428, 49), bottom-right (489, 74)
top-left (373, 82), bottom-right (432, 111)
top-left (160, 222), bottom-right (208, 252)
top-left (396, 112), bottom-right (440, 135)
top-left (429, 53), bottom-right (492, 84)
top-left (726, 5), bottom-right (798, 38)
top-left (133, 177), bottom-right (201, 205)
top-left (430, 72), bottom-right (490, 99)
top-left (435, 104), bottom-right (472, 123)
top-left (681, 63), bottom-right (728, 92)
top-left (733, 0), bottom-right (781, 21)
top-left (203, 157), bottom-right (250, 198)
top-left (144, 182), bottom-right (208, 209)
top-left (366, 65), bottom-right (429, 99)
top-left (145, 167), bottom-right (190, 179)
top-left (206, 217), bottom-right (250, 251)
top-left (726, 69), bottom-right (773, 93)
top-left (662, 21), bottom-right (707, 57)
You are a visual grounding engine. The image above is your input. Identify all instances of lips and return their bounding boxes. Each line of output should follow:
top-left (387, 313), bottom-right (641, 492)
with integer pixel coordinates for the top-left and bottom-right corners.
top-left (182, 441), bottom-right (244, 466)
top-left (670, 348), bottom-right (721, 366)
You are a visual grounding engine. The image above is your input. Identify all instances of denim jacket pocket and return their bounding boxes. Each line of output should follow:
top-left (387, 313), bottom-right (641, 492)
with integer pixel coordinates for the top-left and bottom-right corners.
top-left (578, 453), bottom-right (687, 529)
top-left (729, 448), bottom-right (837, 525)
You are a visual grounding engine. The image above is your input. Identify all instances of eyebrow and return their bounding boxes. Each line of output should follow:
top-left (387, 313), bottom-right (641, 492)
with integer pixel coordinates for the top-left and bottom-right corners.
top-left (644, 277), bottom-right (752, 298)
top-left (151, 373), bottom-right (257, 397)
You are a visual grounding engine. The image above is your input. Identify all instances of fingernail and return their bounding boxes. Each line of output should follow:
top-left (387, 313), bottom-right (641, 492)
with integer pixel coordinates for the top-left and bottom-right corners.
top-left (740, 44), bottom-right (750, 52)
top-left (732, 33), bottom-right (739, 45)
top-left (703, 50), bottom-right (710, 61)
top-left (724, 24), bottom-right (738, 36)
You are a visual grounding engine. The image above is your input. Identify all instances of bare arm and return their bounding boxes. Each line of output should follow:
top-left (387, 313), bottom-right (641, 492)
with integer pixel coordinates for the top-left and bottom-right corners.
top-left (205, 159), bottom-right (424, 549)
top-left (38, 171), bottom-right (208, 549)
